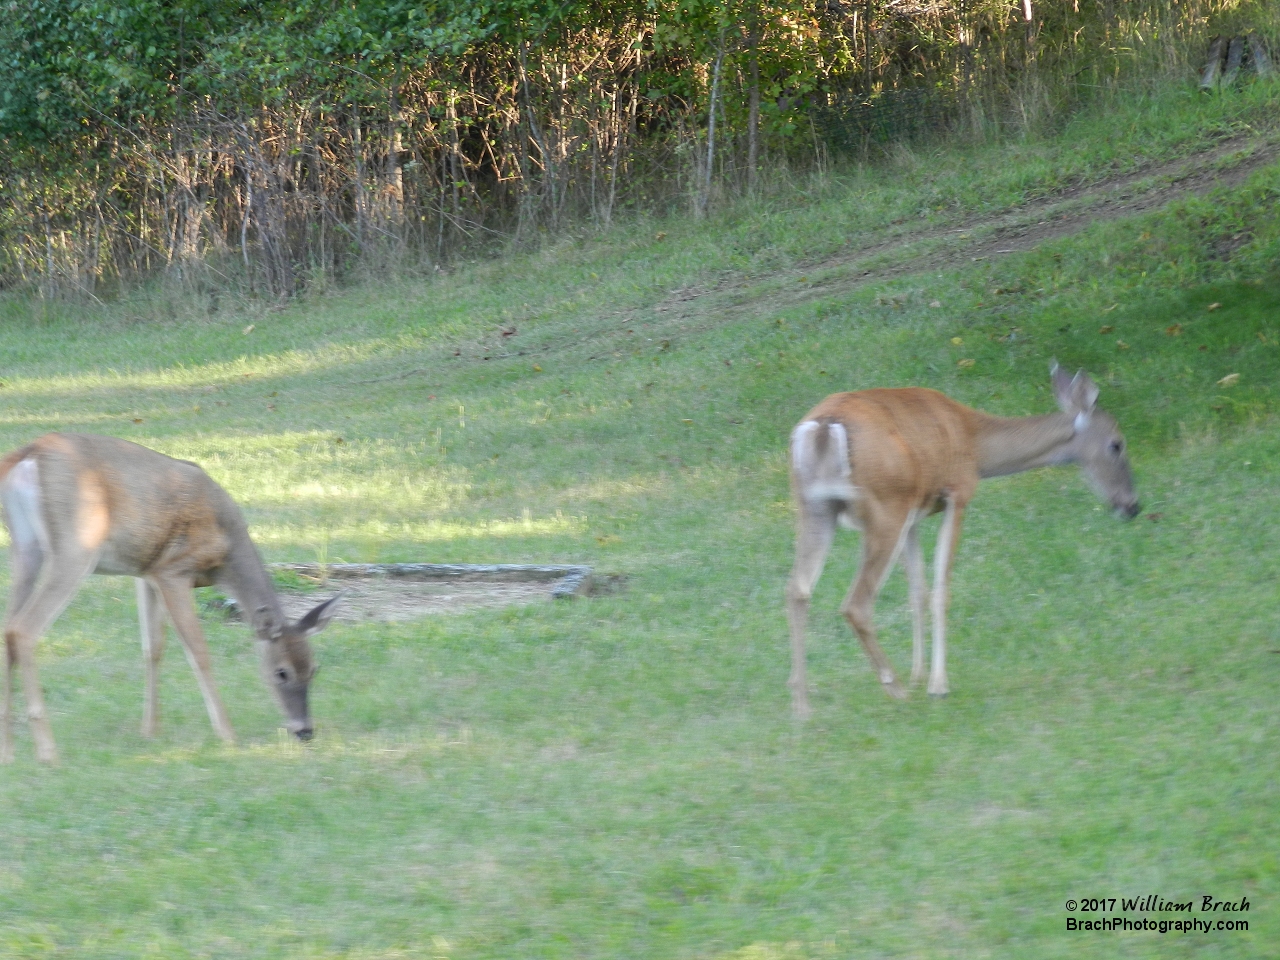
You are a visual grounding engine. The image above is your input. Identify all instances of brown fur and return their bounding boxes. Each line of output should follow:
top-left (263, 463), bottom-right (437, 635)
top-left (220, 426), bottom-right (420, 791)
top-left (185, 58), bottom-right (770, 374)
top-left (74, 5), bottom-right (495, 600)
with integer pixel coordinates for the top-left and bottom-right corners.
top-left (0, 433), bottom-right (343, 763)
top-left (785, 367), bottom-right (1139, 716)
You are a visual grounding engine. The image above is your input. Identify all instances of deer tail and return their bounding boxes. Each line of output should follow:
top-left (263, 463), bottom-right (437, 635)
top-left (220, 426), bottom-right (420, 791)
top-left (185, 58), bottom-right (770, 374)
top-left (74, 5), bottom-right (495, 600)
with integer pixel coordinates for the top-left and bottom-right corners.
top-left (790, 419), bottom-right (854, 502)
top-left (0, 443), bottom-right (39, 484)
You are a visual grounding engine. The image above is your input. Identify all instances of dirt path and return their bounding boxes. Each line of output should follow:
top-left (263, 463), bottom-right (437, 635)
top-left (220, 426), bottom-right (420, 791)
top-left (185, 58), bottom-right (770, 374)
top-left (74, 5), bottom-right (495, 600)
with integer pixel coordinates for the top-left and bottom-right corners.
top-left (367, 131), bottom-right (1278, 377)
top-left (647, 131), bottom-right (1280, 326)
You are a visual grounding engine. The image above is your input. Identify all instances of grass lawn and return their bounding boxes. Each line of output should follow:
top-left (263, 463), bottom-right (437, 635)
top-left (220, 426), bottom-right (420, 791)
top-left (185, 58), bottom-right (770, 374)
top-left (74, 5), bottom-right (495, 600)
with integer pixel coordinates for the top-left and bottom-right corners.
top-left (0, 80), bottom-right (1277, 958)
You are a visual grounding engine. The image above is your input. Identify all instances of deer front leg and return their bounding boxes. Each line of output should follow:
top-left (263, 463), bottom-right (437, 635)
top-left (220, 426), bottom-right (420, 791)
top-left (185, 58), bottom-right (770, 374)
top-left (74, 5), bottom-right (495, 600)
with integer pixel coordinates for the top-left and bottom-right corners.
top-left (136, 578), bottom-right (167, 738)
top-left (928, 496), bottom-right (965, 697)
top-left (785, 501), bottom-right (838, 719)
top-left (841, 507), bottom-right (913, 700)
top-left (153, 578), bottom-right (235, 744)
top-left (1, 631), bottom-right (15, 765)
top-left (904, 520), bottom-right (927, 687)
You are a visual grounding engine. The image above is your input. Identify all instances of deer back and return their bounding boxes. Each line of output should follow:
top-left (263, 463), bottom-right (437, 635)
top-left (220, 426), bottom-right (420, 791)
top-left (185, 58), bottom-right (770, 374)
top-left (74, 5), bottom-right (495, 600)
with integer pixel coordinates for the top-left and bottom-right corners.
top-left (800, 388), bottom-right (982, 511)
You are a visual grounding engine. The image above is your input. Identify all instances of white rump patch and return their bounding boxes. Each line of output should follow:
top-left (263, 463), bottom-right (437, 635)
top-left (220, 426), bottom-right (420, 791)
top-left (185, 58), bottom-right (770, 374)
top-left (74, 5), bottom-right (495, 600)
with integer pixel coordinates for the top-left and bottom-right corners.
top-left (1, 457), bottom-right (49, 553)
top-left (791, 420), bottom-right (857, 503)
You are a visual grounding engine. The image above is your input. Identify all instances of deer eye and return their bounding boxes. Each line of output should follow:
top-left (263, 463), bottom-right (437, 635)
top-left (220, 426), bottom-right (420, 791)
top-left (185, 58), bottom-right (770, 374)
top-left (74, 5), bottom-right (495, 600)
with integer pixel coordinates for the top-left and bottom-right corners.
top-left (275, 668), bottom-right (290, 684)
top-left (1109, 440), bottom-right (1124, 455)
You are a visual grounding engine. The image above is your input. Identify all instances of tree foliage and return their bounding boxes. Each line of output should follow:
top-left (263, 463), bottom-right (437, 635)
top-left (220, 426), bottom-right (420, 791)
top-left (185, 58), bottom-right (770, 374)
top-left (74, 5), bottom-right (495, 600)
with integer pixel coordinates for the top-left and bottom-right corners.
top-left (0, 0), bottom-right (1268, 299)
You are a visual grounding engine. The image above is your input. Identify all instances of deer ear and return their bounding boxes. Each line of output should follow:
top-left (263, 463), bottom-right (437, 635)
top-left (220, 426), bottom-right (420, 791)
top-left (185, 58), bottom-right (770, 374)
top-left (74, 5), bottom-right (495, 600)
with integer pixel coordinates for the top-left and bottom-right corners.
top-left (1050, 361), bottom-right (1073, 411)
top-left (1051, 362), bottom-right (1099, 415)
top-left (1070, 369), bottom-right (1101, 414)
top-left (294, 590), bottom-right (347, 638)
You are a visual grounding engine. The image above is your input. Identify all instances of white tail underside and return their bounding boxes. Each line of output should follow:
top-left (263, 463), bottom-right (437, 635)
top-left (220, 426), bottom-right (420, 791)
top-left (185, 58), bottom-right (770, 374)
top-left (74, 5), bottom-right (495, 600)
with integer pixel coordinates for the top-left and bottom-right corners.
top-left (791, 420), bottom-right (858, 504)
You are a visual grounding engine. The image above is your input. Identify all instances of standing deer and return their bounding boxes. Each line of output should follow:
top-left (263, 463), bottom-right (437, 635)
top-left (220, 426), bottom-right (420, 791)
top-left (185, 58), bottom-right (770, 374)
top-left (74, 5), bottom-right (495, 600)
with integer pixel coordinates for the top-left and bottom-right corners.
top-left (786, 363), bottom-right (1139, 717)
top-left (0, 433), bottom-right (345, 763)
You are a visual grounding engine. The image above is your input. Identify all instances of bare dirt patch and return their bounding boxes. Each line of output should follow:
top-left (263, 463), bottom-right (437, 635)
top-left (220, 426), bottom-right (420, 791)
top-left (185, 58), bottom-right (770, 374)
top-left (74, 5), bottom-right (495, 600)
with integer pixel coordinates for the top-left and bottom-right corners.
top-left (210, 563), bottom-right (603, 622)
top-left (275, 577), bottom-right (561, 621)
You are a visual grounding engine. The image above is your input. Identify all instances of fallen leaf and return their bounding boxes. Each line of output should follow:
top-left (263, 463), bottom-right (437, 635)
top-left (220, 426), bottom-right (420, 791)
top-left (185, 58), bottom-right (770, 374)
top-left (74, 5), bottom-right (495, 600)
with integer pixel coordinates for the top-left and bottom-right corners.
top-left (1099, 325), bottom-right (1114, 334)
top-left (957, 358), bottom-right (975, 368)
top-left (1116, 340), bottom-right (1130, 350)
top-left (1146, 512), bottom-right (1164, 522)
top-left (1165, 324), bottom-right (1182, 336)
top-left (1103, 304), bottom-right (1118, 312)
top-left (930, 300), bottom-right (942, 308)
top-left (655, 232), bottom-right (667, 242)
top-left (1207, 302), bottom-right (1221, 311)
top-left (1216, 372), bottom-right (1239, 387)
top-left (532, 364), bottom-right (542, 372)
top-left (131, 418), bottom-right (143, 424)
top-left (951, 336), bottom-right (964, 345)
top-left (243, 324), bottom-right (255, 334)
top-left (681, 418), bottom-right (693, 425)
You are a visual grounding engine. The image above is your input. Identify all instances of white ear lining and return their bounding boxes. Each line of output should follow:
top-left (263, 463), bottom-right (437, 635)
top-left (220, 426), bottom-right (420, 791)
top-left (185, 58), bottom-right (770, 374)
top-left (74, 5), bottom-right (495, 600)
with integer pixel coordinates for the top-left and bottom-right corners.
top-left (1074, 411), bottom-right (1090, 432)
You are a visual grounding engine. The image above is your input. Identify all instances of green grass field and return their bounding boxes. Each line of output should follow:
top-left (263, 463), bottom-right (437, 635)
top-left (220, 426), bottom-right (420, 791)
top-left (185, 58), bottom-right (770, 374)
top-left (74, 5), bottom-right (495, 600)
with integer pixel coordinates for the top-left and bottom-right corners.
top-left (0, 81), bottom-right (1278, 958)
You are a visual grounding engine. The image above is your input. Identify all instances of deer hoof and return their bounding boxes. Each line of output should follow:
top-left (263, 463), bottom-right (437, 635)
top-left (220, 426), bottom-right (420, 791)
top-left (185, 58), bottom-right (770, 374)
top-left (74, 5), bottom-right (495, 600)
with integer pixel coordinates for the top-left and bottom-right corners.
top-left (883, 681), bottom-right (908, 700)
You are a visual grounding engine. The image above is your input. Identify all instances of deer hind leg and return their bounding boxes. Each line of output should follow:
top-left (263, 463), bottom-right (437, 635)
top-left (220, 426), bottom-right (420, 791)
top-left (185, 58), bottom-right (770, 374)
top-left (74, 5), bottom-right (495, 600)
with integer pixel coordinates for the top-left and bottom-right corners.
top-left (904, 519), bottom-right (928, 687)
top-left (785, 499), bottom-right (840, 719)
top-left (840, 505), bottom-right (915, 700)
top-left (2, 460), bottom-right (99, 764)
top-left (927, 496), bottom-right (966, 697)
top-left (153, 577), bottom-right (235, 744)
top-left (136, 578), bottom-right (167, 738)
top-left (2, 546), bottom-right (100, 764)
top-left (1, 525), bottom-right (43, 764)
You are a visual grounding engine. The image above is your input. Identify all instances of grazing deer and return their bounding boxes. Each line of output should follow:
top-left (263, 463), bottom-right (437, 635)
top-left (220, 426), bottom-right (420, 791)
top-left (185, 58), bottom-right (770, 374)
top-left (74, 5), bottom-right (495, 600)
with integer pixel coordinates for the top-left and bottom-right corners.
top-left (786, 363), bottom-right (1139, 717)
top-left (0, 433), bottom-right (345, 763)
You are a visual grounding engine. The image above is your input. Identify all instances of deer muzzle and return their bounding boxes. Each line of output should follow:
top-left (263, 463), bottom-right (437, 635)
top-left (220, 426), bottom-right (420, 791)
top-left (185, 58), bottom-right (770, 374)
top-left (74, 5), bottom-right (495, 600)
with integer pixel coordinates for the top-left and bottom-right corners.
top-left (1116, 498), bottom-right (1141, 520)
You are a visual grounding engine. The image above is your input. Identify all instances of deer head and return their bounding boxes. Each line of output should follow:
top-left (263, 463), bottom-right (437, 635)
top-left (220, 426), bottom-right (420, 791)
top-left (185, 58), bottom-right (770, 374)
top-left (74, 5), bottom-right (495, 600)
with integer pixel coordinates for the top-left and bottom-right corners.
top-left (1051, 362), bottom-right (1140, 520)
top-left (253, 592), bottom-right (345, 740)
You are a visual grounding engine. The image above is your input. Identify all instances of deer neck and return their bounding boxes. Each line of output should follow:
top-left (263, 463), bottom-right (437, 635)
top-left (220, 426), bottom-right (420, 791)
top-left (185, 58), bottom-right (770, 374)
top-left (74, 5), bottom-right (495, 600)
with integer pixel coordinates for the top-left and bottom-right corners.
top-left (974, 411), bottom-right (1077, 479)
top-left (216, 531), bottom-right (287, 633)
